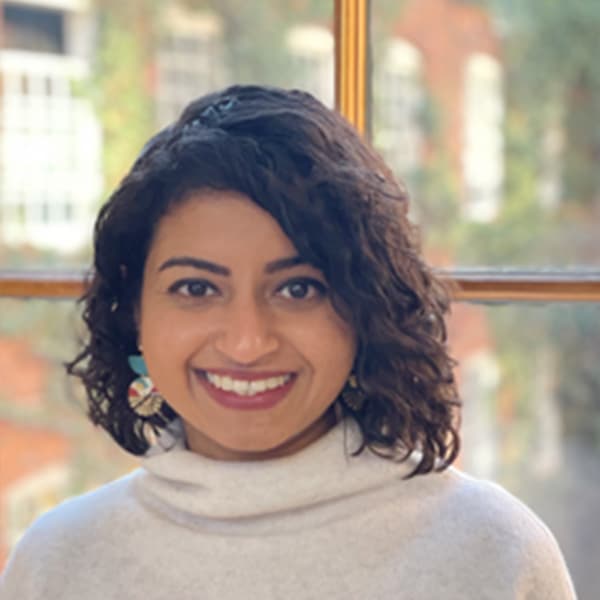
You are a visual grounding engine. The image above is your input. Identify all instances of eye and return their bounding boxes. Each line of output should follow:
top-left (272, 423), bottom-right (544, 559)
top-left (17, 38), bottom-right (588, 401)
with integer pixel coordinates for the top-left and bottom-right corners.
top-left (167, 279), bottom-right (218, 298)
top-left (277, 278), bottom-right (327, 300)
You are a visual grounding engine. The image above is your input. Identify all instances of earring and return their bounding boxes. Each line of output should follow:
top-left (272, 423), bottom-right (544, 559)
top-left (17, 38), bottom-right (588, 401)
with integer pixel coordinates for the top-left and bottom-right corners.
top-left (127, 354), bottom-right (165, 417)
top-left (341, 373), bottom-right (366, 411)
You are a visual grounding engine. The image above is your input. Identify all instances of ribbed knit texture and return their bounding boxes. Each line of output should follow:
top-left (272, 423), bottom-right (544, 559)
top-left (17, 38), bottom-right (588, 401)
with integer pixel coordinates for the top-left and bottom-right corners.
top-left (0, 417), bottom-right (577, 599)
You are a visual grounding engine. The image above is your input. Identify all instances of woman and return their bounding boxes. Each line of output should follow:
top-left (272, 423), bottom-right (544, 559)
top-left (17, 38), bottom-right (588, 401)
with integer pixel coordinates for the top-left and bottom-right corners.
top-left (0, 85), bottom-right (576, 599)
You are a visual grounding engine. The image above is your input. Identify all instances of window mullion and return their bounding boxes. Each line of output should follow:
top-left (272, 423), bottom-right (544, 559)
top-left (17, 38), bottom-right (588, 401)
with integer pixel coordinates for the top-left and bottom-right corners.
top-left (2, 271), bottom-right (600, 302)
top-left (334, 0), bottom-right (369, 135)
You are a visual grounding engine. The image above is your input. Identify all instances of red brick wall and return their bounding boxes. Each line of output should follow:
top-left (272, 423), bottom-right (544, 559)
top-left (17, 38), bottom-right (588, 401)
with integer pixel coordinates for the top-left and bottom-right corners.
top-left (395, 0), bottom-right (501, 189)
top-left (0, 421), bottom-right (72, 568)
top-left (0, 339), bottom-right (50, 408)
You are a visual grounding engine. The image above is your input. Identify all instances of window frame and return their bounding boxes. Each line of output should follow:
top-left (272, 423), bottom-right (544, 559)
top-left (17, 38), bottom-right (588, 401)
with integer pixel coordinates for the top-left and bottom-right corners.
top-left (0, 0), bottom-right (599, 303)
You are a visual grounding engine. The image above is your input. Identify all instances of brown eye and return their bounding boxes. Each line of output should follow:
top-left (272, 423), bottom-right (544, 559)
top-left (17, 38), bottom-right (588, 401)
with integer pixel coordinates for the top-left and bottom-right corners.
top-left (168, 279), bottom-right (218, 298)
top-left (278, 278), bottom-right (327, 300)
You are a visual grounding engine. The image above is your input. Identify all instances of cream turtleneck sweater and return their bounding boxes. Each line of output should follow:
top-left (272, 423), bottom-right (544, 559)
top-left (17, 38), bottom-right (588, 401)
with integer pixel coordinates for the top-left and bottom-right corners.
top-left (0, 417), bottom-right (576, 599)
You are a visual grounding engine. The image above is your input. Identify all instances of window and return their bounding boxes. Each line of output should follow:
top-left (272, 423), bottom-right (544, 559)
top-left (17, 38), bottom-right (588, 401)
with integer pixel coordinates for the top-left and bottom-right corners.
top-left (0, 2), bottom-right (598, 596)
top-left (0, 22), bottom-right (101, 253)
top-left (374, 39), bottom-right (424, 184)
top-left (286, 25), bottom-right (334, 108)
top-left (2, 3), bottom-right (65, 54)
top-left (155, 5), bottom-right (227, 127)
top-left (0, 52), bottom-right (101, 252)
top-left (462, 53), bottom-right (504, 222)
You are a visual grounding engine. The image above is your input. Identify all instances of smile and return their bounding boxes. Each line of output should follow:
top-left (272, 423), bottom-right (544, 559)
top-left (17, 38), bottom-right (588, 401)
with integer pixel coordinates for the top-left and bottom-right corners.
top-left (194, 369), bottom-right (297, 411)
top-left (203, 371), bottom-right (293, 396)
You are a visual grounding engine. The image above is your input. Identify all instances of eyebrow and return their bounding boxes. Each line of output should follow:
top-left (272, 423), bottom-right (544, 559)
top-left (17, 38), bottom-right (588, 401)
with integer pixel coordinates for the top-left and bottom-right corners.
top-left (157, 255), bottom-right (308, 276)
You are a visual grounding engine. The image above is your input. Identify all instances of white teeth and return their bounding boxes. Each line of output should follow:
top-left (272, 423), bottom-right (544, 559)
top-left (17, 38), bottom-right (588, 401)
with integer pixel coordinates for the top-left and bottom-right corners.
top-left (232, 380), bottom-right (249, 394)
top-left (249, 380), bottom-right (267, 394)
top-left (204, 372), bottom-right (292, 396)
top-left (221, 376), bottom-right (234, 391)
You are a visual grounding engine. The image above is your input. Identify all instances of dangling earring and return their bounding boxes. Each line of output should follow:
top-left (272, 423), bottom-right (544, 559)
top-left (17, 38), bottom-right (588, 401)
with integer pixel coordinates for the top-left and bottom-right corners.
top-left (341, 373), bottom-right (366, 411)
top-left (127, 354), bottom-right (165, 417)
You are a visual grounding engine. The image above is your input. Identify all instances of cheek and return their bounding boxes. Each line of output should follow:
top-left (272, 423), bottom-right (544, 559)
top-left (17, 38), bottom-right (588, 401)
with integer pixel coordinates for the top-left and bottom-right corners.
top-left (139, 302), bottom-right (203, 369)
top-left (289, 312), bottom-right (356, 371)
top-left (139, 316), bottom-right (201, 402)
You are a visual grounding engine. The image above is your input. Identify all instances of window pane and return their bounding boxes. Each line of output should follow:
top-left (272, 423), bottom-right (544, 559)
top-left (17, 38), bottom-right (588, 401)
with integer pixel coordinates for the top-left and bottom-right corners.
top-left (371, 0), bottom-right (600, 268)
top-left (0, 0), bottom-right (333, 270)
top-left (3, 4), bottom-right (65, 54)
top-left (449, 301), bottom-right (600, 598)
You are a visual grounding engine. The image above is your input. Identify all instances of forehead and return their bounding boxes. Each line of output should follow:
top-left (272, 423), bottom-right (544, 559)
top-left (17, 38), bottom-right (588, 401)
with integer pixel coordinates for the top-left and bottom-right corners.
top-left (147, 189), bottom-right (297, 264)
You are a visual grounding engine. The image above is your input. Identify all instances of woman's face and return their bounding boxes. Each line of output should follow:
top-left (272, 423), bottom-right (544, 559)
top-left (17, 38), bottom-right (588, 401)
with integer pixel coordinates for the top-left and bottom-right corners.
top-left (138, 189), bottom-right (356, 460)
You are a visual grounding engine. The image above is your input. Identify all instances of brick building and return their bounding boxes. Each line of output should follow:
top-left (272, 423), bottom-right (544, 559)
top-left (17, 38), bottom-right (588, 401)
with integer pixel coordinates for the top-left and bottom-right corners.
top-left (376, 0), bottom-right (503, 221)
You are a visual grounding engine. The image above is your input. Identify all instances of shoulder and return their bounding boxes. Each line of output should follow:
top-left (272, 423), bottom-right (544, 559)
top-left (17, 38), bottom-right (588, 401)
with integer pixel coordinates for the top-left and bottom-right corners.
top-left (434, 467), bottom-right (556, 549)
top-left (441, 467), bottom-right (544, 525)
top-left (426, 467), bottom-right (577, 598)
top-left (20, 469), bottom-right (139, 541)
top-left (0, 470), bottom-right (142, 598)
top-left (399, 464), bottom-right (557, 547)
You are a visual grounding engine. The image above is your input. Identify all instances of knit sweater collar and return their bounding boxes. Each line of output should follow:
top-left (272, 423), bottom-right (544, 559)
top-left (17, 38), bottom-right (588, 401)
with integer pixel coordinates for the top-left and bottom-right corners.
top-left (134, 417), bottom-right (422, 527)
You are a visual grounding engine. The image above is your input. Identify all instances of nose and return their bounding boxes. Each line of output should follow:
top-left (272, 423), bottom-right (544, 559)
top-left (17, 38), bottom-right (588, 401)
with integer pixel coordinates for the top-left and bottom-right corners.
top-left (213, 297), bottom-right (280, 365)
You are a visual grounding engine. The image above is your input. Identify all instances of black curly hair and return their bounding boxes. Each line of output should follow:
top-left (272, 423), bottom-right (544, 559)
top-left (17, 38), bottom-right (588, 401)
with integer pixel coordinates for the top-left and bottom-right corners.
top-left (66, 84), bottom-right (461, 476)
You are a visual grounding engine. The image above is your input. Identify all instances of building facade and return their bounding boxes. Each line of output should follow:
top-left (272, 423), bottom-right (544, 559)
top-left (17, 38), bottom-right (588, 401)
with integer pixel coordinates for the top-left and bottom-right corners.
top-left (0, 0), bottom-right (101, 252)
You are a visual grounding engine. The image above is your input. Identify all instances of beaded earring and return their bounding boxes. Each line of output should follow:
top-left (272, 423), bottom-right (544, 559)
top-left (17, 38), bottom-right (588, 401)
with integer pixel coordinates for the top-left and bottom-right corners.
top-left (127, 354), bottom-right (165, 417)
top-left (341, 373), bottom-right (367, 411)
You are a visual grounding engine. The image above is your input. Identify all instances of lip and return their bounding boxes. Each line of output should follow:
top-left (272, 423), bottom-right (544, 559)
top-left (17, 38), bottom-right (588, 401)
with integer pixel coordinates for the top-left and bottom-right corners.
top-left (194, 370), bottom-right (297, 411)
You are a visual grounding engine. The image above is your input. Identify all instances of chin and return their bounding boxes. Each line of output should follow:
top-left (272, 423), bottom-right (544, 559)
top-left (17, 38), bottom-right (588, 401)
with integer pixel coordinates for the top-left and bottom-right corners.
top-left (218, 433), bottom-right (291, 454)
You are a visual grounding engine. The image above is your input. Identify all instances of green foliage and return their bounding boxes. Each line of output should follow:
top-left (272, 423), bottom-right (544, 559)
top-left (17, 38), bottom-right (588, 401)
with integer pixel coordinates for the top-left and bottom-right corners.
top-left (182, 0), bottom-right (333, 87)
top-left (549, 304), bottom-right (600, 447)
top-left (474, 0), bottom-right (600, 209)
top-left (370, 0), bottom-right (411, 40)
top-left (91, 1), bottom-right (157, 194)
top-left (415, 155), bottom-right (461, 251)
top-left (455, 107), bottom-right (554, 266)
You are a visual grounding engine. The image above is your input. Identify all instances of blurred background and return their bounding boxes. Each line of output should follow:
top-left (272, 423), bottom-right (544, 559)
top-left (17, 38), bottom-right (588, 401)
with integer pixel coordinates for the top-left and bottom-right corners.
top-left (0, 1), bottom-right (599, 597)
